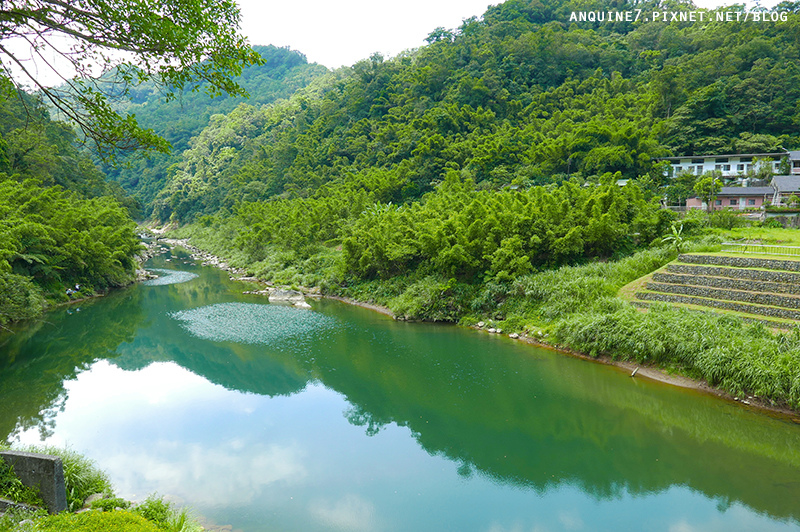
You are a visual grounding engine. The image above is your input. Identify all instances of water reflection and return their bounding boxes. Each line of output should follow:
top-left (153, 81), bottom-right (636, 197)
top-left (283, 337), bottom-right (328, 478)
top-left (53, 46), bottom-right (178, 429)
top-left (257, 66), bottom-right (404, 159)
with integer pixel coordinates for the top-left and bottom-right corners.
top-left (141, 268), bottom-right (198, 286)
top-left (170, 302), bottom-right (337, 345)
top-left (2, 255), bottom-right (800, 531)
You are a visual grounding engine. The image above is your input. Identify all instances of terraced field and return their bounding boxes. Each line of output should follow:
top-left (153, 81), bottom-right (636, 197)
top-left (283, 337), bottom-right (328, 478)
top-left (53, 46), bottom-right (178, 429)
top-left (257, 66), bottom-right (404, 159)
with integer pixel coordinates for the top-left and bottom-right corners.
top-left (628, 254), bottom-right (800, 326)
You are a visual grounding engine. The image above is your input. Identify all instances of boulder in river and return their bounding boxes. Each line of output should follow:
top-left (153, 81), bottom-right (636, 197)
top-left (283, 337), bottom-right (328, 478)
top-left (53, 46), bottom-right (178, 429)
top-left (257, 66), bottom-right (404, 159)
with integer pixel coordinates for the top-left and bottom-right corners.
top-left (269, 289), bottom-right (305, 303)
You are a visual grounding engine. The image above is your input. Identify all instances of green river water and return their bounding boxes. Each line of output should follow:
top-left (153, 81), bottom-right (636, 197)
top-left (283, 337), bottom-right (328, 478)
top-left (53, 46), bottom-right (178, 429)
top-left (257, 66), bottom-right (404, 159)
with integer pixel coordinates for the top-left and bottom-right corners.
top-left (2, 250), bottom-right (800, 531)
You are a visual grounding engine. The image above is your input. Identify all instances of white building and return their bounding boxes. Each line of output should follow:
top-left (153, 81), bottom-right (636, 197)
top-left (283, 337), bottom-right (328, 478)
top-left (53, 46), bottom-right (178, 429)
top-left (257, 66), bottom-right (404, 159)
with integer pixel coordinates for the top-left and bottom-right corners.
top-left (655, 150), bottom-right (800, 180)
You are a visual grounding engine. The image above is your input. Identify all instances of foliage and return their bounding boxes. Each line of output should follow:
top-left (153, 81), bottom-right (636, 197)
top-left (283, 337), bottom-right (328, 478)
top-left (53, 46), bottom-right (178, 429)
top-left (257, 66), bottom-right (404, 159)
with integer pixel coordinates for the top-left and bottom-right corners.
top-left (8, 446), bottom-right (113, 513)
top-left (0, 507), bottom-right (47, 532)
top-left (132, 495), bottom-right (202, 532)
top-left (0, 0), bottom-right (262, 158)
top-left (0, 457), bottom-right (45, 507)
top-left (90, 497), bottom-right (131, 512)
top-left (103, 45), bottom-right (329, 209)
top-left (708, 209), bottom-right (746, 230)
top-left (31, 510), bottom-right (161, 532)
top-left (0, 174), bottom-right (141, 323)
top-left (661, 222), bottom-right (685, 253)
top-left (693, 173), bottom-right (722, 212)
top-left (139, 0), bottom-right (800, 225)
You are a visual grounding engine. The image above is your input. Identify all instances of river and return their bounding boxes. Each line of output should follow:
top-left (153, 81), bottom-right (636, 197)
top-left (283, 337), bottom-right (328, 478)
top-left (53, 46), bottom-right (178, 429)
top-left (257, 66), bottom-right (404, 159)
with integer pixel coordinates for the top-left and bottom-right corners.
top-left (1, 249), bottom-right (800, 531)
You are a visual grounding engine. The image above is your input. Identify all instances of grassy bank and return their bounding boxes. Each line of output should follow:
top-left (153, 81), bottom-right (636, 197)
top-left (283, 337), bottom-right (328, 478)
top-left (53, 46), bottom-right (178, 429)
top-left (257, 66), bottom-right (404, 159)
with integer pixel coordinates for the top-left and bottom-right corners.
top-left (0, 446), bottom-right (200, 532)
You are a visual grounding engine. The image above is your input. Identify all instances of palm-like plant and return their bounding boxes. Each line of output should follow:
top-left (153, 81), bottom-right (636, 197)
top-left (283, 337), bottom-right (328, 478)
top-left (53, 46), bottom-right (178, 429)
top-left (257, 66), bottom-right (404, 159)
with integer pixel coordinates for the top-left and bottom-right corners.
top-left (662, 222), bottom-right (685, 253)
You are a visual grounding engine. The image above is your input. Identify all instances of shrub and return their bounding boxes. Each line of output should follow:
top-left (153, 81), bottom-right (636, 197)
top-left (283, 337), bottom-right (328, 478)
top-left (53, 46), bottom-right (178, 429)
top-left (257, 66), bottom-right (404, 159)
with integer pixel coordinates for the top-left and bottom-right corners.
top-left (8, 446), bottom-right (112, 512)
top-left (33, 510), bottom-right (161, 532)
top-left (133, 495), bottom-right (202, 532)
top-left (0, 457), bottom-right (45, 507)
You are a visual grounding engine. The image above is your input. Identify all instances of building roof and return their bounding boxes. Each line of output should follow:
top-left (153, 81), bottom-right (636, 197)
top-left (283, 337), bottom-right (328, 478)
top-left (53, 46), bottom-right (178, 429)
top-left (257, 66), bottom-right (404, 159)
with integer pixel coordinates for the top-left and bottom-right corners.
top-left (717, 187), bottom-right (774, 196)
top-left (655, 152), bottom-right (788, 162)
top-left (771, 176), bottom-right (800, 193)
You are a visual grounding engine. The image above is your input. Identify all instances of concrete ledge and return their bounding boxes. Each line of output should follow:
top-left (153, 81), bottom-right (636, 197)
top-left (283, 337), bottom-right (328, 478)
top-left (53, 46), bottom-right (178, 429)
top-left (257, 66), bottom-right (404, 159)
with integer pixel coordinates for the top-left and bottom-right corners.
top-left (636, 292), bottom-right (800, 321)
top-left (0, 451), bottom-right (67, 514)
top-left (645, 282), bottom-right (800, 309)
top-left (667, 264), bottom-right (800, 284)
top-left (652, 272), bottom-right (800, 295)
top-left (678, 254), bottom-right (800, 271)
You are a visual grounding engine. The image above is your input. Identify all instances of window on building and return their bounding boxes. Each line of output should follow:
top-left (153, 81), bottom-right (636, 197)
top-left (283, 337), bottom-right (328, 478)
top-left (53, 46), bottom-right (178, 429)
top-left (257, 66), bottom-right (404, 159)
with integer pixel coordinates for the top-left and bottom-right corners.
top-left (691, 158), bottom-right (704, 164)
top-left (748, 199), bottom-right (756, 206)
top-left (715, 200), bottom-right (722, 206)
top-left (740, 157), bottom-right (753, 162)
top-left (696, 165), bottom-right (704, 174)
top-left (730, 199), bottom-right (738, 206)
top-left (715, 157), bottom-right (729, 163)
top-left (793, 161), bottom-right (800, 168)
top-left (723, 164), bottom-right (731, 171)
top-left (715, 164), bottom-right (722, 170)
top-left (737, 164), bottom-right (745, 171)
top-left (675, 166), bottom-right (682, 173)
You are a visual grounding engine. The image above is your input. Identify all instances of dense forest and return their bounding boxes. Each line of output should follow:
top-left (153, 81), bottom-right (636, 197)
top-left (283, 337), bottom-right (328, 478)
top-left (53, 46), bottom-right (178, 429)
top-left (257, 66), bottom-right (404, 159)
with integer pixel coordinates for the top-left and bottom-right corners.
top-left (153, 0), bottom-right (800, 303)
top-left (0, 78), bottom-right (141, 325)
top-left (5, 0), bottom-right (800, 329)
top-left (102, 45), bottom-right (328, 209)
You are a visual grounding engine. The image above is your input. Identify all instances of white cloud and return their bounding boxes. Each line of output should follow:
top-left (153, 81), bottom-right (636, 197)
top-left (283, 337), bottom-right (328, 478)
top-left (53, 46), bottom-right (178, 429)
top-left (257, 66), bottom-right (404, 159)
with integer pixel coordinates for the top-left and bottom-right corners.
top-left (308, 493), bottom-right (380, 531)
top-left (104, 440), bottom-right (307, 505)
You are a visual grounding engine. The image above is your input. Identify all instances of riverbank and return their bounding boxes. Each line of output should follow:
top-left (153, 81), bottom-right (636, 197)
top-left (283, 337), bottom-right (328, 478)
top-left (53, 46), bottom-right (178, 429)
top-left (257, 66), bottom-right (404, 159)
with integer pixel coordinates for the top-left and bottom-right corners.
top-left (147, 238), bottom-right (800, 422)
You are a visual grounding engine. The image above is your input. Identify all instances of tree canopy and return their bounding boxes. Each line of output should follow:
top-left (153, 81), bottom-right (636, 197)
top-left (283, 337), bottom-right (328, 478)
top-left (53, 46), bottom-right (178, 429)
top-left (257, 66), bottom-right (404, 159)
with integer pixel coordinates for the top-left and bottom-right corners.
top-left (0, 0), bottom-right (262, 157)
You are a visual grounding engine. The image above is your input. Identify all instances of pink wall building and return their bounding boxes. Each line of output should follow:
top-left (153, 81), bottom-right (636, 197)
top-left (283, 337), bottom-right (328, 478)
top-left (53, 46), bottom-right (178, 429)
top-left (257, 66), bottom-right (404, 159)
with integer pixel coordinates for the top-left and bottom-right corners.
top-left (686, 186), bottom-right (774, 211)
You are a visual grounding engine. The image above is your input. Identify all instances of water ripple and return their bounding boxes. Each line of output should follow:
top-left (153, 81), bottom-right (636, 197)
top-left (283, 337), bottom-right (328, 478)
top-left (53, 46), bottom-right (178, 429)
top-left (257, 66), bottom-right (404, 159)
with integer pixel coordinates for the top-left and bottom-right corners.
top-left (142, 268), bottom-right (199, 286)
top-left (170, 302), bottom-right (337, 345)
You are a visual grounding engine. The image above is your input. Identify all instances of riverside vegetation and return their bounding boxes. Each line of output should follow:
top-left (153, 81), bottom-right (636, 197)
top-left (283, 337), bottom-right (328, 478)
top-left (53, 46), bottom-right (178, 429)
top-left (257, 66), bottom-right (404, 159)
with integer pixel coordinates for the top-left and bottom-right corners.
top-left (0, 446), bottom-right (201, 532)
top-left (143, 0), bottom-right (800, 412)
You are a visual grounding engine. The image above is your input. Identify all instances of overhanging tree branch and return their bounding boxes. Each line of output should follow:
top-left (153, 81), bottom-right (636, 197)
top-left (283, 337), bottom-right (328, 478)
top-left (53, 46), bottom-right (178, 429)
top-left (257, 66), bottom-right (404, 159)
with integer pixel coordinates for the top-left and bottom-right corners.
top-left (0, 0), bottom-right (263, 158)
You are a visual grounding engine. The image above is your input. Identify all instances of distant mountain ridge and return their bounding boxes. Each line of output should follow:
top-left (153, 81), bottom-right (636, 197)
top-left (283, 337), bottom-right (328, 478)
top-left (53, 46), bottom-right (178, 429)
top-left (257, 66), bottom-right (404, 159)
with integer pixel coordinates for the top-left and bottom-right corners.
top-left (101, 45), bottom-right (328, 211)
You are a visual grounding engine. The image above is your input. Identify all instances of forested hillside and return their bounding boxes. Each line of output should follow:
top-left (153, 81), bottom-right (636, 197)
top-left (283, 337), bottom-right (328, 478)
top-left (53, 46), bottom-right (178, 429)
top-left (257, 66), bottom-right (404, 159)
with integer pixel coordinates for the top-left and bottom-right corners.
top-left (0, 78), bottom-right (141, 325)
top-left (102, 45), bottom-right (328, 208)
top-left (157, 0), bottom-right (800, 303)
top-left (153, 0), bottom-right (800, 226)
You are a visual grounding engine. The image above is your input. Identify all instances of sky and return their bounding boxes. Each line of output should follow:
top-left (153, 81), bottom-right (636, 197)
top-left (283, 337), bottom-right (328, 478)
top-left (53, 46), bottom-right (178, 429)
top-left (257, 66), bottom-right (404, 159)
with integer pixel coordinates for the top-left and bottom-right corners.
top-left (234, 0), bottom-right (783, 70)
top-left (235, 0), bottom-right (498, 69)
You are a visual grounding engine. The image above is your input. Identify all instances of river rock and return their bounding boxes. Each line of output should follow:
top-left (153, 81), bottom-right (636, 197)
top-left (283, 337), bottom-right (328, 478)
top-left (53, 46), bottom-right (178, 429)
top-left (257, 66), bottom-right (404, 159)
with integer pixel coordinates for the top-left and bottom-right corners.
top-left (487, 328), bottom-right (497, 333)
top-left (509, 333), bottom-right (519, 339)
top-left (269, 289), bottom-right (305, 303)
top-left (477, 321), bottom-right (485, 328)
top-left (294, 300), bottom-right (312, 309)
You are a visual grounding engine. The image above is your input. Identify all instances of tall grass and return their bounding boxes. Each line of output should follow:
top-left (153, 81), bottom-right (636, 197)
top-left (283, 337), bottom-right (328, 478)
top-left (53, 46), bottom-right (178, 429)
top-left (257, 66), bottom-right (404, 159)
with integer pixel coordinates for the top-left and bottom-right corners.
top-left (552, 304), bottom-right (800, 409)
top-left (2, 445), bottom-right (112, 512)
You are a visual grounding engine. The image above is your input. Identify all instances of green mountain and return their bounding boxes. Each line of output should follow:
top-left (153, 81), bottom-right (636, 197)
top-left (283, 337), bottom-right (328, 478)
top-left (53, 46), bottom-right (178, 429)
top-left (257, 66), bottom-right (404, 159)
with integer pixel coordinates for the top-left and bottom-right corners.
top-left (101, 45), bottom-right (328, 210)
top-left (151, 0), bottom-right (800, 225)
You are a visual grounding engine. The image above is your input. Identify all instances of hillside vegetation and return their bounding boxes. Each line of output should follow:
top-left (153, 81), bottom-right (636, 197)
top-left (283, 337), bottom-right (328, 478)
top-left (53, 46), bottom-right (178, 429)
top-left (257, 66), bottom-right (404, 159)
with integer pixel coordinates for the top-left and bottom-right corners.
top-left (102, 45), bottom-right (328, 209)
top-left (0, 80), bottom-right (141, 325)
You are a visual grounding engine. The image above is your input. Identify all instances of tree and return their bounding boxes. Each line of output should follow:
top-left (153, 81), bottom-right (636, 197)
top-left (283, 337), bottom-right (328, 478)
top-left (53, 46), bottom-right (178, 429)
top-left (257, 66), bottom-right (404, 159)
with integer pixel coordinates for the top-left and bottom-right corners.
top-left (693, 173), bottom-right (723, 213)
top-left (0, 0), bottom-right (262, 158)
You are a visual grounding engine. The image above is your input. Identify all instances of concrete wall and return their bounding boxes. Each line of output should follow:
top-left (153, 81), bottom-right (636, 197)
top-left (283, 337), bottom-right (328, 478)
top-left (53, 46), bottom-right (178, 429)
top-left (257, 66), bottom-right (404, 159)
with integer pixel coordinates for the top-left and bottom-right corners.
top-left (652, 272), bottom-right (800, 295)
top-left (637, 292), bottom-right (800, 321)
top-left (0, 451), bottom-right (67, 514)
top-left (666, 263), bottom-right (800, 284)
top-left (678, 254), bottom-right (800, 272)
top-left (646, 282), bottom-right (800, 309)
